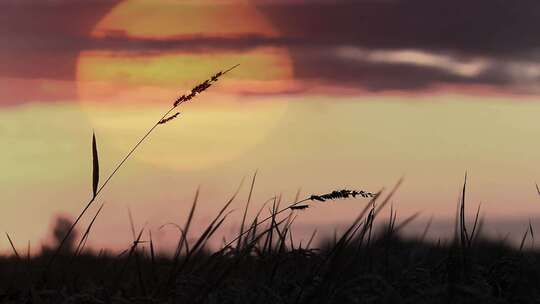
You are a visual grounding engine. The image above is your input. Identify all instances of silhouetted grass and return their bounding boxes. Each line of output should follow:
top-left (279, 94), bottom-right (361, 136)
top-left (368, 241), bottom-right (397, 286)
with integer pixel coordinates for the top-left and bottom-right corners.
top-left (3, 180), bottom-right (540, 304)
top-left (5, 66), bottom-right (540, 303)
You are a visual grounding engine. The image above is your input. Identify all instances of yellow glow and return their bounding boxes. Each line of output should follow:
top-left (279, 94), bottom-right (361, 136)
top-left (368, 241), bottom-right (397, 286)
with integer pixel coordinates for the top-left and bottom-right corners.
top-left (77, 49), bottom-right (292, 88)
top-left (76, 0), bottom-right (293, 170)
top-left (92, 0), bottom-right (279, 38)
top-left (83, 100), bottom-right (289, 170)
top-left (78, 0), bottom-right (293, 96)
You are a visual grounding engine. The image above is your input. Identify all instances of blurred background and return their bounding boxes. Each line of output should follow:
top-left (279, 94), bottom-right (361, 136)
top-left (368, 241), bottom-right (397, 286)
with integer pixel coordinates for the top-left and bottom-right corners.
top-left (2, 0), bottom-right (540, 253)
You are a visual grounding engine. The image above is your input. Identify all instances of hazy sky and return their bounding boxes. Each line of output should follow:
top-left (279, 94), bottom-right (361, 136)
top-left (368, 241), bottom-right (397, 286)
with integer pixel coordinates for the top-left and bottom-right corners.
top-left (3, 0), bottom-right (540, 252)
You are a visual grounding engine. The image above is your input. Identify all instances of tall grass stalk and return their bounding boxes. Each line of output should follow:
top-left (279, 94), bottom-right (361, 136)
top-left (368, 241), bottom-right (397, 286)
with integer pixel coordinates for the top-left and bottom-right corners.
top-left (43, 65), bottom-right (240, 276)
top-left (218, 188), bottom-right (377, 254)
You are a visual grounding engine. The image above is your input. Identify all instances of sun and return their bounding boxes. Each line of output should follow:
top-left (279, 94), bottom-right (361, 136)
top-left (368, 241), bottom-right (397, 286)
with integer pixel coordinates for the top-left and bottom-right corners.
top-left (76, 0), bottom-right (294, 171)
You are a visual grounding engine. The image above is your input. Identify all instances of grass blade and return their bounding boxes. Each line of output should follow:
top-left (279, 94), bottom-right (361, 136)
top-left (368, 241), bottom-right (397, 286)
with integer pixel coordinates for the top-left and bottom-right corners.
top-left (44, 66), bottom-right (238, 275)
top-left (92, 132), bottom-right (99, 199)
top-left (237, 170), bottom-right (257, 251)
top-left (5, 233), bottom-right (21, 260)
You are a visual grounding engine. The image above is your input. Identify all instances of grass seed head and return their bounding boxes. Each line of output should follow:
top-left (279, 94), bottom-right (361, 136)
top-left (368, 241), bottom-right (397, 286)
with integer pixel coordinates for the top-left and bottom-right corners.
top-left (173, 64), bottom-right (239, 107)
top-left (309, 189), bottom-right (375, 202)
top-left (158, 112), bottom-right (181, 125)
top-left (290, 205), bottom-right (310, 211)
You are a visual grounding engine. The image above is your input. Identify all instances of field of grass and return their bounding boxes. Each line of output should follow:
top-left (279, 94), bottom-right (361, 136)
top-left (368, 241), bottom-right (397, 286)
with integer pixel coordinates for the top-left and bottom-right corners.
top-left (3, 186), bottom-right (540, 304)
top-left (4, 66), bottom-right (540, 303)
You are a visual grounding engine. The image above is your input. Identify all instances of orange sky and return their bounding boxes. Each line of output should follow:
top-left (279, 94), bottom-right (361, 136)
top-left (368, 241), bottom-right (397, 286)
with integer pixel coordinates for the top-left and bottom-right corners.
top-left (3, 0), bottom-right (540, 253)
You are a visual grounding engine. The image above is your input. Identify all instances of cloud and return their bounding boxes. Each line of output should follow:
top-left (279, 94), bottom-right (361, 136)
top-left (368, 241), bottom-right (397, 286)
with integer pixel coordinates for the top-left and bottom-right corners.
top-left (259, 0), bottom-right (540, 59)
top-left (4, 0), bottom-right (540, 105)
top-left (256, 0), bottom-right (540, 92)
top-left (0, 0), bottom-right (118, 103)
top-left (291, 47), bottom-right (517, 92)
top-left (0, 0), bottom-right (118, 79)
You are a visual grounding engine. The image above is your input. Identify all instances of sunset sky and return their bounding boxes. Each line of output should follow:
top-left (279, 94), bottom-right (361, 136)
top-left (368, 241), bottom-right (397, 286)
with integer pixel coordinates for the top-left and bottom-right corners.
top-left (3, 0), bottom-right (540, 252)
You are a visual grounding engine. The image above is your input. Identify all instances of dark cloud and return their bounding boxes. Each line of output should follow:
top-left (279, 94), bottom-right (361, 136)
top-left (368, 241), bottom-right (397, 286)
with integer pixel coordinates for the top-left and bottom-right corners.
top-left (0, 0), bottom-right (118, 105)
top-left (256, 0), bottom-right (540, 92)
top-left (294, 50), bottom-right (489, 91)
top-left (3, 0), bottom-right (540, 104)
top-left (2, 32), bottom-right (287, 55)
top-left (1, 1), bottom-right (119, 80)
top-left (259, 0), bottom-right (540, 59)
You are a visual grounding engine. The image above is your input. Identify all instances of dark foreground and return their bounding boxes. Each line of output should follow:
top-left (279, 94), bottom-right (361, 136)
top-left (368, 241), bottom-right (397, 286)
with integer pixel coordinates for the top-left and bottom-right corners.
top-left (2, 181), bottom-right (538, 304)
top-left (2, 229), bottom-right (540, 303)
